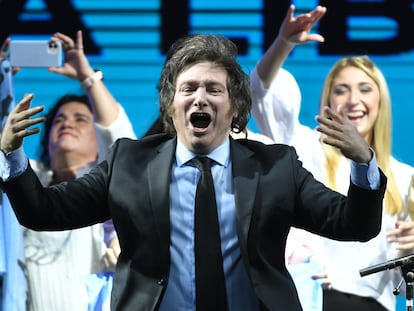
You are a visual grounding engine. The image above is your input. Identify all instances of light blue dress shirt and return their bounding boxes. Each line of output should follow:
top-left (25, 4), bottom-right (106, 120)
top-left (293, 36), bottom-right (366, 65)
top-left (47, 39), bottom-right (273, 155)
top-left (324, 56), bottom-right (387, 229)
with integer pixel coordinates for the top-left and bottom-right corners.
top-left (159, 138), bottom-right (260, 311)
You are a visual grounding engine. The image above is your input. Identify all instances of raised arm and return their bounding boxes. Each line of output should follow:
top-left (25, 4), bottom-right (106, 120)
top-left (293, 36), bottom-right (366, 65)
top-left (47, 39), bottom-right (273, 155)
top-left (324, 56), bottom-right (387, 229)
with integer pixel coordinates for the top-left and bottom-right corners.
top-left (250, 5), bottom-right (327, 148)
top-left (49, 30), bottom-right (118, 126)
top-left (1, 95), bottom-right (43, 153)
top-left (49, 30), bottom-right (136, 155)
top-left (257, 4), bottom-right (326, 88)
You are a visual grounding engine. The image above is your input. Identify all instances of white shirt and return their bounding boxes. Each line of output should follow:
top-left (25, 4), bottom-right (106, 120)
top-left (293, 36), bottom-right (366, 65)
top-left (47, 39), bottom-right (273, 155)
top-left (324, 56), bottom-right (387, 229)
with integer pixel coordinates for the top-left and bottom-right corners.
top-left (250, 66), bottom-right (414, 311)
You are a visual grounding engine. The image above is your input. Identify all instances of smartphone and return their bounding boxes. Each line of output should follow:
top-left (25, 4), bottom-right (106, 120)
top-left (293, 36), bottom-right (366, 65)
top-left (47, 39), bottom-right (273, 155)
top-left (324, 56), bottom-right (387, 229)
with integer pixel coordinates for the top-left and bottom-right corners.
top-left (9, 40), bottom-right (63, 67)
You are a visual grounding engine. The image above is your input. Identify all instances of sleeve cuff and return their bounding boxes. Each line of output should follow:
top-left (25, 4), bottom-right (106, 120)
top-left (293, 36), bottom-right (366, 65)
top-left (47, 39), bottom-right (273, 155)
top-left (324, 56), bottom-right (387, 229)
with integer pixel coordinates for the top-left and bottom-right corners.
top-left (0, 147), bottom-right (28, 181)
top-left (350, 148), bottom-right (380, 190)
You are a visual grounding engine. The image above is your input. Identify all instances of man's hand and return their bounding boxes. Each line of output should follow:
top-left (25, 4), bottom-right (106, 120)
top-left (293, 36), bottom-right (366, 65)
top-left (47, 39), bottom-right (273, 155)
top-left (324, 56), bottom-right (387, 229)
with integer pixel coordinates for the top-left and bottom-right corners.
top-left (316, 106), bottom-right (372, 163)
top-left (0, 94), bottom-right (44, 154)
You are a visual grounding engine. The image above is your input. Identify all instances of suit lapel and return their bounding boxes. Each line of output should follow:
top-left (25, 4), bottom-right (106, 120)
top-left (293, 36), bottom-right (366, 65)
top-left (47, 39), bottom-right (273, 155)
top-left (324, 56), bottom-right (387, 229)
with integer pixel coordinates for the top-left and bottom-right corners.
top-left (230, 140), bottom-right (259, 242)
top-left (147, 138), bottom-right (176, 266)
top-left (146, 138), bottom-right (259, 265)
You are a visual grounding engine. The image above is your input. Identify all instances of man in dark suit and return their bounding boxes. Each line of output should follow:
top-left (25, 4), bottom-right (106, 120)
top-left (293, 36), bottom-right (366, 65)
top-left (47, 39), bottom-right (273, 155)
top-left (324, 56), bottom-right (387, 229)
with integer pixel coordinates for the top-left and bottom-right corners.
top-left (0, 34), bottom-right (386, 311)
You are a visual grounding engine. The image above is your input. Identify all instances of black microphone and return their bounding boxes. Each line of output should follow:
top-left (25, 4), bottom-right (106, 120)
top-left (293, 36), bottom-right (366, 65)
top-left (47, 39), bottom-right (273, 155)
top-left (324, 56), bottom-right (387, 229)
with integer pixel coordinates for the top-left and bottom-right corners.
top-left (360, 254), bottom-right (414, 277)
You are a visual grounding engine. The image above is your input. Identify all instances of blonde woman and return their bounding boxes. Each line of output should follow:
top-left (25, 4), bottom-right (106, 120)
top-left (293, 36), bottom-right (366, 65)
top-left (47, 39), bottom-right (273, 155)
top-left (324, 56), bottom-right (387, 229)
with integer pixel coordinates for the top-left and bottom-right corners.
top-left (250, 5), bottom-right (414, 311)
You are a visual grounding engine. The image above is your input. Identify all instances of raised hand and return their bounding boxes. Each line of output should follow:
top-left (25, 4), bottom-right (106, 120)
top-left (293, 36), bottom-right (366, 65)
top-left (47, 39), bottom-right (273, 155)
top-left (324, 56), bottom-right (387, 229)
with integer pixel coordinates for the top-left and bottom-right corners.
top-left (0, 94), bottom-right (45, 154)
top-left (48, 30), bottom-right (95, 81)
top-left (257, 5), bottom-right (327, 88)
top-left (316, 106), bottom-right (372, 163)
top-left (278, 4), bottom-right (327, 45)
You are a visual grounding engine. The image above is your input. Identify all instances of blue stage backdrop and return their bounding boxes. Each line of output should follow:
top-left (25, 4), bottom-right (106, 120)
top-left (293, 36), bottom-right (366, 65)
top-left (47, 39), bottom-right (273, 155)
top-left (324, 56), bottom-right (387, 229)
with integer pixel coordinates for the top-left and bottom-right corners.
top-left (0, 0), bottom-right (411, 309)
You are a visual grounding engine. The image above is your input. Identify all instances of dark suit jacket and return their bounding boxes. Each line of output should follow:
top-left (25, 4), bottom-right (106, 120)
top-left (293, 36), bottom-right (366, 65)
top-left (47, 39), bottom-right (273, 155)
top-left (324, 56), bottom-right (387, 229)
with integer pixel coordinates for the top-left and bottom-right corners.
top-left (1, 134), bottom-right (387, 310)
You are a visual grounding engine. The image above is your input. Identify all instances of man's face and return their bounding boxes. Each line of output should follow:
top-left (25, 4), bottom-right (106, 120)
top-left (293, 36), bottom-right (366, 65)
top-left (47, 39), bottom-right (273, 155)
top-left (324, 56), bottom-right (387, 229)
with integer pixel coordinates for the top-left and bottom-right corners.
top-left (48, 101), bottom-right (98, 163)
top-left (170, 61), bottom-right (236, 154)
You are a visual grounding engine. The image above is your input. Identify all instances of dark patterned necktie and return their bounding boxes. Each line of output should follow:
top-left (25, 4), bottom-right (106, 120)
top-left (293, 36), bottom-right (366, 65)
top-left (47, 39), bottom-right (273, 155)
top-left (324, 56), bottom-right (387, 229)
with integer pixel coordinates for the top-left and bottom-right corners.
top-left (192, 157), bottom-right (227, 310)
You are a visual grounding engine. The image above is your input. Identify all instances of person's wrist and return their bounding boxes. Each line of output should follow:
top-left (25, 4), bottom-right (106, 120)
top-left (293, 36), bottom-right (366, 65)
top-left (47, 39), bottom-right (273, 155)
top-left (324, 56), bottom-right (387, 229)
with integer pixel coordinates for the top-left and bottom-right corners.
top-left (80, 70), bottom-right (103, 90)
top-left (0, 141), bottom-right (14, 155)
top-left (277, 35), bottom-right (296, 47)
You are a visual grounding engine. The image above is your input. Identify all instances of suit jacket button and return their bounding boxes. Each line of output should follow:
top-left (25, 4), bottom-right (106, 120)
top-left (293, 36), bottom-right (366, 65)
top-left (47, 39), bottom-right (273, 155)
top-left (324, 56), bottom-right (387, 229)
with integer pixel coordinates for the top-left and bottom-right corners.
top-left (157, 278), bottom-right (165, 286)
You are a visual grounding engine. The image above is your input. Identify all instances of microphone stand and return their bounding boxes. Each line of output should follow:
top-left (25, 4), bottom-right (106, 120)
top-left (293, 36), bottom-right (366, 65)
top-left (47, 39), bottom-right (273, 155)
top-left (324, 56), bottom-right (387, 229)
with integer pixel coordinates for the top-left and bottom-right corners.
top-left (360, 254), bottom-right (414, 311)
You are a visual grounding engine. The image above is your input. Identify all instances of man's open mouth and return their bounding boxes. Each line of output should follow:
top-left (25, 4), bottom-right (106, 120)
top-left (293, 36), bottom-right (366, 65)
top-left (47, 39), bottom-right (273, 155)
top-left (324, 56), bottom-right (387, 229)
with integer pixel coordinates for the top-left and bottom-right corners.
top-left (191, 112), bottom-right (211, 128)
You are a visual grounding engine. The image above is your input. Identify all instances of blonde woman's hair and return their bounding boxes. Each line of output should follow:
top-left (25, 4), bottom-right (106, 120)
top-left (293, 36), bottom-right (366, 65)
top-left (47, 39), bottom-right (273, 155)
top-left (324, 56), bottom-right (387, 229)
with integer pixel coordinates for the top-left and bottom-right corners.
top-left (320, 56), bottom-right (405, 217)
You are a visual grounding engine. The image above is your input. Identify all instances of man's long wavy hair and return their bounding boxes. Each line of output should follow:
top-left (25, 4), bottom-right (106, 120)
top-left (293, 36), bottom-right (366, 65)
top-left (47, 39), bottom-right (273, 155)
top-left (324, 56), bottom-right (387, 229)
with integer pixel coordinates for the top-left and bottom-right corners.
top-left (157, 34), bottom-right (251, 136)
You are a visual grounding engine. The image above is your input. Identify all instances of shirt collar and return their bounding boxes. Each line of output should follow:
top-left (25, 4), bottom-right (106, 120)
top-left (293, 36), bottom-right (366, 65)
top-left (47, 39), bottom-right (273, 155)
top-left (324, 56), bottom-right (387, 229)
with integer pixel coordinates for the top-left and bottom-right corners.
top-left (176, 137), bottom-right (230, 168)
